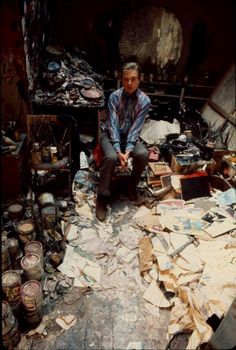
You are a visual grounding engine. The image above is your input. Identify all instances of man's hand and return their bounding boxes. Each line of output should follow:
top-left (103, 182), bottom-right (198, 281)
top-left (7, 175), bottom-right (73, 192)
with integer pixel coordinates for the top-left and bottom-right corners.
top-left (117, 151), bottom-right (130, 170)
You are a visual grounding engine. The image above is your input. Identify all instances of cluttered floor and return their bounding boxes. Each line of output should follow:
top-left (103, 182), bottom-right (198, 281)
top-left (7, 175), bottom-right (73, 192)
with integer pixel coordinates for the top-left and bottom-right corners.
top-left (2, 150), bottom-right (236, 350)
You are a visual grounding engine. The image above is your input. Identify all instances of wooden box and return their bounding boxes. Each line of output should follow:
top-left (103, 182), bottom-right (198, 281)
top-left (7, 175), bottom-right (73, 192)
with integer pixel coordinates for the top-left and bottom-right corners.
top-left (170, 154), bottom-right (216, 175)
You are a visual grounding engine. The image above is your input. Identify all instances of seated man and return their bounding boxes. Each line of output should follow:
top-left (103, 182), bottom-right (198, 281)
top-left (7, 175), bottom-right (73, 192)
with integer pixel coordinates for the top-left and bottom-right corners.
top-left (96, 62), bottom-right (151, 221)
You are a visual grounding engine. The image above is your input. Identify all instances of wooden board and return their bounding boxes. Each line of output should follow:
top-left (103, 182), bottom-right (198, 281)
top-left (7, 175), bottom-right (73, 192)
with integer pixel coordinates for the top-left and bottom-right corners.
top-left (201, 64), bottom-right (236, 151)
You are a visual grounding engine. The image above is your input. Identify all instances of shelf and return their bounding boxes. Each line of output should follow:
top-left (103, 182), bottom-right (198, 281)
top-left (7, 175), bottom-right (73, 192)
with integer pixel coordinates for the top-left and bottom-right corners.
top-left (31, 156), bottom-right (69, 170)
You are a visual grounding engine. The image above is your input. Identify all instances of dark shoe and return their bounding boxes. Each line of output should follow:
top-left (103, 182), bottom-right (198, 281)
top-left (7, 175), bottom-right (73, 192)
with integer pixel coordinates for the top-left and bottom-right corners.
top-left (96, 195), bottom-right (108, 221)
top-left (128, 184), bottom-right (138, 201)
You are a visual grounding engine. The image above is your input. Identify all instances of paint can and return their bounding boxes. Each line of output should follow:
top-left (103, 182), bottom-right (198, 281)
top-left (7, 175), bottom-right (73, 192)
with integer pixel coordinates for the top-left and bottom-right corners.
top-left (2, 301), bottom-right (20, 348)
top-left (7, 203), bottom-right (24, 220)
top-left (38, 192), bottom-right (55, 207)
top-left (2, 243), bottom-right (12, 272)
top-left (31, 151), bottom-right (42, 166)
top-left (21, 280), bottom-right (43, 325)
top-left (2, 270), bottom-right (22, 309)
top-left (17, 220), bottom-right (36, 245)
top-left (6, 238), bottom-right (21, 258)
top-left (41, 146), bottom-right (50, 162)
top-left (21, 253), bottom-right (43, 281)
top-left (184, 129), bottom-right (193, 142)
top-left (41, 205), bottom-right (57, 229)
top-left (6, 238), bottom-right (23, 269)
top-left (7, 203), bottom-right (24, 221)
top-left (25, 241), bottom-right (44, 266)
top-left (50, 146), bottom-right (58, 163)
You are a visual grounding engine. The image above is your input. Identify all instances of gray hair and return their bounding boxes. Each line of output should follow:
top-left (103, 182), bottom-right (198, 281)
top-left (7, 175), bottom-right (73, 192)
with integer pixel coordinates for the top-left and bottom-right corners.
top-left (121, 62), bottom-right (141, 79)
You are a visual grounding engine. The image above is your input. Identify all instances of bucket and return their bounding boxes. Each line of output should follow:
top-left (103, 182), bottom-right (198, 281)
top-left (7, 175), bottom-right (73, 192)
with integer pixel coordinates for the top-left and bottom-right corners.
top-left (25, 241), bottom-right (44, 266)
top-left (21, 253), bottom-right (43, 281)
top-left (2, 301), bottom-right (20, 348)
top-left (21, 280), bottom-right (43, 325)
top-left (2, 270), bottom-right (21, 309)
top-left (2, 243), bottom-right (12, 272)
top-left (17, 220), bottom-right (36, 245)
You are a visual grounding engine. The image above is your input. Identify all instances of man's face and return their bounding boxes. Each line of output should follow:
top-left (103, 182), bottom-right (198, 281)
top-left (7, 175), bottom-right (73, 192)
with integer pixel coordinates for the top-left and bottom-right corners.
top-left (122, 69), bottom-right (140, 95)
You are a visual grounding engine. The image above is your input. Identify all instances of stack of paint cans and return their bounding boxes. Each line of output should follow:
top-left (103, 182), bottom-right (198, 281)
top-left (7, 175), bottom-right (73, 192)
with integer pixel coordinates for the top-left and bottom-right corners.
top-left (21, 253), bottom-right (44, 281)
top-left (21, 280), bottom-right (43, 325)
top-left (2, 270), bottom-right (22, 317)
top-left (2, 301), bottom-right (20, 348)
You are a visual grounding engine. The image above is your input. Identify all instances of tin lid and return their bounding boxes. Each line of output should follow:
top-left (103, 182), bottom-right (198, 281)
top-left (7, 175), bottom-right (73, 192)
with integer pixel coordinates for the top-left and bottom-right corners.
top-left (8, 204), bottom-right (23, 213)
top-left (2, 271), bottom-right (21, 286)
top-left (25, 241), bottom-right (42, 254)
top-left (17, 220), bottom-right (35, 235)
top-left (21, 253), bottom-right (40, 268)
top-left (21, 280), bottom-right (41, 297)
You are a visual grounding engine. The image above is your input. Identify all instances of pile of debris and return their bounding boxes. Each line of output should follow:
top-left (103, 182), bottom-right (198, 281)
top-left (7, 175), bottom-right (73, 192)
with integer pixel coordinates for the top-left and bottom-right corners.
top-left (2, 114), bottom-right (236, 349)
top-left (32, 45), bottom-right (105, 107)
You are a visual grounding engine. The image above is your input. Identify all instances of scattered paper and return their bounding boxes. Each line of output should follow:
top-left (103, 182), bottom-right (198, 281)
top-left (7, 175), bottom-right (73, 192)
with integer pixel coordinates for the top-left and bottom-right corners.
top-left (55, 314), bottom-right (77, 330)
top-left (138, 236), bottom-right (153, 274)
top-left (143, 280), bottom-right (171, 308)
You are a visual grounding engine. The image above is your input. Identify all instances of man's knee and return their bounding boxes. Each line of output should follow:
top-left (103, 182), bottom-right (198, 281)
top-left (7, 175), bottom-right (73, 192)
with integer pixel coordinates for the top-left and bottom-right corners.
top-left (105, 153), bottom-right (118, 165)
top-left (134, 148), bottom-right (148, 162)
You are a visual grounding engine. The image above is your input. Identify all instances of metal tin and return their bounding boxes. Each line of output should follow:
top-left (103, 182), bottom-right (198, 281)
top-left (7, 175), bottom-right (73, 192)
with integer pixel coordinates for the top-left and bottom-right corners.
top-left (38, 192), bottom-right (55, 207)
top-left (2, 270), bottom-right (21, 308)
top-left (2, 301), bottom-right (20, 348)
top-left (2, 301), bottom-right (16, 334)
top-left (6, 238), bottom-right (23, 269)
top-left (50, 146), bottom-right (58, 163)
top-left (13, 251), bottom-right (24, 270)
top-left (25, 241), bottom-right (44, 266)
top-left (41, 147), bottom-right (50, 162)
top-left (21, 280), bottom-right (43, 324)
top-left (7, 203), bottom-right (24, 221)
top-left (17, 220), bottom-right (36, 245)
top-left (21, 253), bottom-right (43, 281)
top-left (41, 205), bottom-right (57, 229)
top-left (2, 243), bottom-right (12, 272)
top-left (31, 151), bottom-right (42, 166)
top-left (6, 238), bottom-right (21, 258)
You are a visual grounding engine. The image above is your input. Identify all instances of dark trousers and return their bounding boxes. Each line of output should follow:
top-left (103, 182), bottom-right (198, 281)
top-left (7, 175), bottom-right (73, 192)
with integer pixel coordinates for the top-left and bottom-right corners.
top-left (97, 132), bottom-right (149, 196)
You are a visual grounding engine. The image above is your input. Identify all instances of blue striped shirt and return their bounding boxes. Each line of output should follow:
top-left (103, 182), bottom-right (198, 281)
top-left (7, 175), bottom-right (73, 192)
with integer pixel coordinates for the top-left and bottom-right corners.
top-left (107, 87), bottom-right (150, 153)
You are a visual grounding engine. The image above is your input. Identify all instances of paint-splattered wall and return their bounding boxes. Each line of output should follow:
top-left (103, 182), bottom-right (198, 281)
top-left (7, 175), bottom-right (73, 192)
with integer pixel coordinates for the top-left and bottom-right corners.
top-left (21, 0), bottom-right (50, 92)
top-left (0, 0), bottom-right (50, 131)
